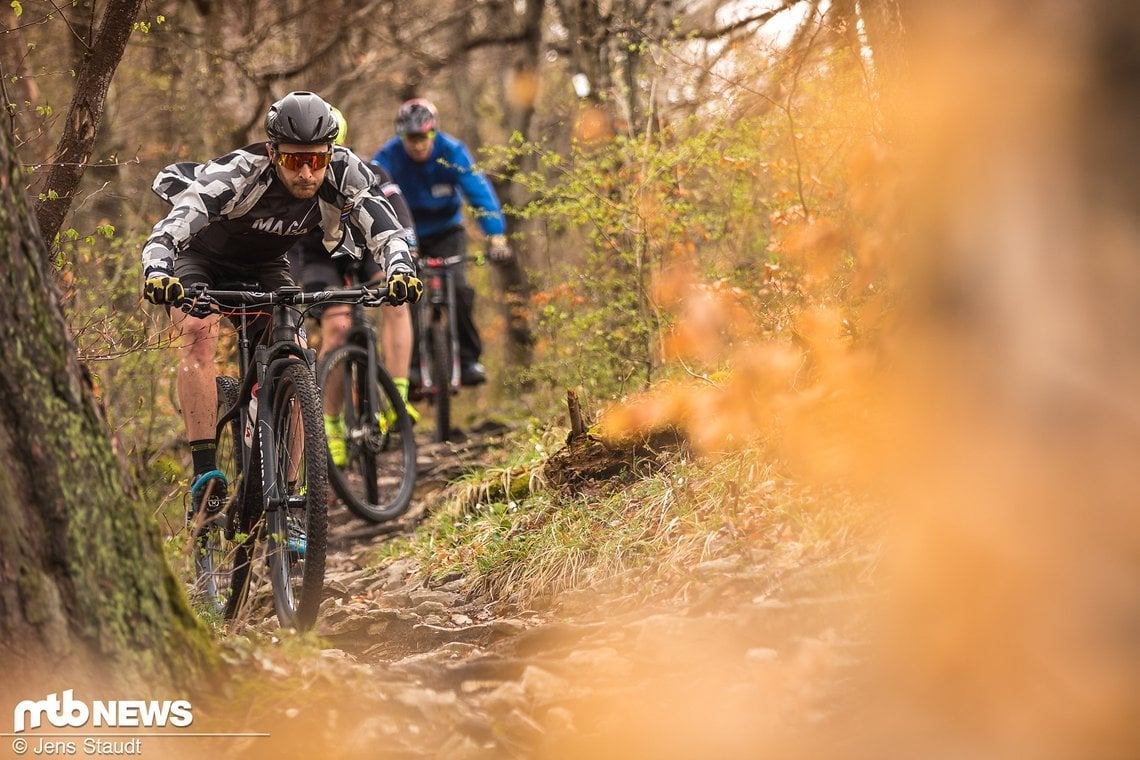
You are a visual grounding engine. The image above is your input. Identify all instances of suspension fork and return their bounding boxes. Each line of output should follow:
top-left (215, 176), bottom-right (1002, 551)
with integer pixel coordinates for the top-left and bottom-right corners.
top-left (219, 309), bottom-right (258, 504)
top-left (256, 304), bottom-right (312, 512)
top-left (417, 267), bottom-right (445, 392)
top-left (443, 266), bottom-right (462, 389)
top-left (358, 308), bottom-right (382, 422)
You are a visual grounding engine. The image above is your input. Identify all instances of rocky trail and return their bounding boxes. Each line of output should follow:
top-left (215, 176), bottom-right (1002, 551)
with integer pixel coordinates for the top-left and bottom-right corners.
top-left (212, 424), bottom-right (876, 759)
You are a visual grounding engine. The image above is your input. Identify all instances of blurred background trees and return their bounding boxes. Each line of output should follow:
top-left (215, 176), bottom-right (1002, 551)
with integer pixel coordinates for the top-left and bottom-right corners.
top-left (8, 2), bottom-right (1140, 753)
top-left (0, 0), bottom-right (900, 503)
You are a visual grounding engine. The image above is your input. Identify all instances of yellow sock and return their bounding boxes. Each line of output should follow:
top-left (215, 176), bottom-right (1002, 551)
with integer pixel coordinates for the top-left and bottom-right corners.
top-left (390, 378), bottom-right (420, 424)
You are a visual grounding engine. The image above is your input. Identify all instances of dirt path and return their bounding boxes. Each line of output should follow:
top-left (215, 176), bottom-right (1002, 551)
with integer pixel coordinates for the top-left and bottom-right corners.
top-left (214, 426), bottom-right (875, 759)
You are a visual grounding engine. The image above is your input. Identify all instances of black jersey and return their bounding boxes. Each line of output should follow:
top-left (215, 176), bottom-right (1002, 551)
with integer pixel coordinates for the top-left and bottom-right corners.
top-left (191, 175), bottom-right (323, 266)
top-left (143, 143), bottom-right (414, 277)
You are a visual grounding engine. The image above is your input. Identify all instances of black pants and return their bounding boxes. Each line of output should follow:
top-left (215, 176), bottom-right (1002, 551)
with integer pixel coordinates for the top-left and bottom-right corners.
top-left (414, 226), bottom-right (481, 369)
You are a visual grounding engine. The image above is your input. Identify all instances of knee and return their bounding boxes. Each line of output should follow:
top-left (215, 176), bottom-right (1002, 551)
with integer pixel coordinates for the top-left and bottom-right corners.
top-left (385, 303), bottom-right (412, 326)
top-left (179, 323), bottom-right (217, 365)
top-left (320, 311), bottom-right (351, 348)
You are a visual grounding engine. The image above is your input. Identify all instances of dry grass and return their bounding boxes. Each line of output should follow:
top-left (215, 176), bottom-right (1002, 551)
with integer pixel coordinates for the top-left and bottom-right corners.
top-left (380, 443), bottom-right (878, 609)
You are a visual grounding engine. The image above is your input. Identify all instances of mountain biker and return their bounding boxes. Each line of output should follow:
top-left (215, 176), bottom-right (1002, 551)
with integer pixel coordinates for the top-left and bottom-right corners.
top-left (287, 106), bottom-right (420, 468)
top-left (372, 98), bottom-right (511, 390)
top-left (142, 90), bottom-right (423, 525)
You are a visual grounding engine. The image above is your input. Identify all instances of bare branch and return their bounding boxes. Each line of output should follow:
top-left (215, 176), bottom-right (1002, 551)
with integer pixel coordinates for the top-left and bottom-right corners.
top-left (682, 0), bottom-right (804, 42)
top-left (46, 0), bottom-right (91, 50)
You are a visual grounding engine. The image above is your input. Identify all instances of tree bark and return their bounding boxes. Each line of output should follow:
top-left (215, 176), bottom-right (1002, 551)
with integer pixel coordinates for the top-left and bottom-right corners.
top-left (491, 0), bottom-right (543, 370)
top-left (33, 0), bottom-right (143, 249)
top-left (0, 97), bottom-right (211, 690)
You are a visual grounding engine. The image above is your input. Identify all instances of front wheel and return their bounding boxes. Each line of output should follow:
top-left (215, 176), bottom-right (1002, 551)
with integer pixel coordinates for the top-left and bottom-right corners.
top-left (264, 361), bottom-right (329, 631)
top-left (319, 344), bottom-right (417, 522)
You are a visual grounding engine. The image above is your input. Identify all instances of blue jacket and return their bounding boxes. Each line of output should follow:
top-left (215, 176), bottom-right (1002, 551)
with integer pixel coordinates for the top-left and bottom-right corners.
top-left (373, 131), bottom-right (506, 238)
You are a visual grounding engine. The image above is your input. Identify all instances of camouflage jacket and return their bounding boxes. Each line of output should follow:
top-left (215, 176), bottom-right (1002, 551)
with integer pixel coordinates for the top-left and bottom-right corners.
top-left (142, 143), bottom-right (413, 277)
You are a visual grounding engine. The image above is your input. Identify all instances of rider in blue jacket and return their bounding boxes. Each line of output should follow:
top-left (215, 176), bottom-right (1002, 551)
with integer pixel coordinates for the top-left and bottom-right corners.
top-left (373, 98), bottom-right (512, 387)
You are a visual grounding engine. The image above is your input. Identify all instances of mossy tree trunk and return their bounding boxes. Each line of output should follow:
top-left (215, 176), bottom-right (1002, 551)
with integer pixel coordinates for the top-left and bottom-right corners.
top-left (0, 109), bottom-right (212, 689)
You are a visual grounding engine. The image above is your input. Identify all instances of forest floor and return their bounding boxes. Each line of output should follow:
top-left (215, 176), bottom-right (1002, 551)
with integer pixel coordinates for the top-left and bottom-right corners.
top-left (192, 421), bottom-right (880, 760)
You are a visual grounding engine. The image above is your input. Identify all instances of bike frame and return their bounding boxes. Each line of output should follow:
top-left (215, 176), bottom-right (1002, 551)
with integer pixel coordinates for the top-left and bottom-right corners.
top-left (201, 285), bottom-right (383, 513)
top-left (216, 294), bottom-right (313, 516)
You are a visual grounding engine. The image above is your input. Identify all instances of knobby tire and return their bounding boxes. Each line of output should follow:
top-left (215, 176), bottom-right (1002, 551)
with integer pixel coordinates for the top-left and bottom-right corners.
top-left (265, 361), bottom-right (329, 631)
top-left (319, 344), bottom-right (417, 522)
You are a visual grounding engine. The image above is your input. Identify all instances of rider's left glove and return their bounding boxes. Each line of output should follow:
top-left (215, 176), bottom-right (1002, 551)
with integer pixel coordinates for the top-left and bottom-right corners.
top-left (386, 271), bottom-right (423, 305)
top-left (143, 268), bottom-right (184, 305)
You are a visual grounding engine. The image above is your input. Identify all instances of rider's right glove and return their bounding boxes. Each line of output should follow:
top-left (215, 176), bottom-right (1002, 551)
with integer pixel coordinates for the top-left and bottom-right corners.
top-left (488, 234), bottom-right (512, 262)
top-left (386, 271), bottom-right (423, 305)
top-left (143, 268), bottom-right (184, 305)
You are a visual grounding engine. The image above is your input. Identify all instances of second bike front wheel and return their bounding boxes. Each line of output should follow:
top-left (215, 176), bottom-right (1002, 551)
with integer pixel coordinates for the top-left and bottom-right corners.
top-left (264, 361), bottom-right (329, 631)
top-left (319, 344), bottom-right (417, 522)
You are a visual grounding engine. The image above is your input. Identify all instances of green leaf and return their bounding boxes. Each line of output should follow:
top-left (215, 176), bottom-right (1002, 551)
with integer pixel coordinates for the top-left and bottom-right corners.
top-left (10, 1), bottom-right (22, 18)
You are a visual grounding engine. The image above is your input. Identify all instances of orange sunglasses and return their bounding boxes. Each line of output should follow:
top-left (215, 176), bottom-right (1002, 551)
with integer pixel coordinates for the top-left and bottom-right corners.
top-left (275, 150), bottom-right (332, 172)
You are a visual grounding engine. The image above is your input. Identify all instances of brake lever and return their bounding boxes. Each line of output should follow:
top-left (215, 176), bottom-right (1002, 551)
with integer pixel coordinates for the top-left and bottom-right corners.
top-left (179, 287), bottom-right (214, 318)
top-left (360, 286), bottom-right (385, 308)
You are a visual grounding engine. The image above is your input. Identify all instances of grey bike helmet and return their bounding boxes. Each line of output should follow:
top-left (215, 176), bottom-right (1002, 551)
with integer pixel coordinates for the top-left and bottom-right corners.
top-left (395, 98), bottom-right (438, 135)
top-left (265, 91), bottom-right (339, 144)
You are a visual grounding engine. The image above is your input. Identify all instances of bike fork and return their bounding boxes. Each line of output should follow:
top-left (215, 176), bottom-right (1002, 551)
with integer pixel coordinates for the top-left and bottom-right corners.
top-left (445, 271), bottom-right (462, 390)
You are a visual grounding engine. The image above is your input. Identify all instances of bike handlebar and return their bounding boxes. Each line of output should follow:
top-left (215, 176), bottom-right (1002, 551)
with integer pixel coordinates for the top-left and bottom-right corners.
top-left (418, 253), bottom-right (484, 268)
top-left (178, 283), bottom-right (393, 315)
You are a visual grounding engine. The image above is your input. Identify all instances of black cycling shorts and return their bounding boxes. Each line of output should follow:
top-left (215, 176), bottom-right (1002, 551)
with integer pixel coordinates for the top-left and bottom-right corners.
top-left (298, 253), bottom-right (382, 290)
top-left (173, 250), bottom-right (295, 341)
top-left (174, 249), bottom-right (295, 291)
top-left (287, 236), bottom-right (382, 319)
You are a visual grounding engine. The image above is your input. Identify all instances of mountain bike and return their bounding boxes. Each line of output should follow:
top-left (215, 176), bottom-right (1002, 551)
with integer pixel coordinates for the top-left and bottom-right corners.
top-left (415, 253), bottom-right (480, 443)
top-left (185, 282), bottom-right (387, 631)
top-left (317, 278), bottom-right (417, 522)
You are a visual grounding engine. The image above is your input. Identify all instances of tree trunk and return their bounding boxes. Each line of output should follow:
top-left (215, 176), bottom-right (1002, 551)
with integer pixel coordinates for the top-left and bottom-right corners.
top-left (0, 109), bottom-right (212, 690)
top-left (487, 0), bottom-right (543, 370)
top-left (33, 0), bottom-right (143, 250)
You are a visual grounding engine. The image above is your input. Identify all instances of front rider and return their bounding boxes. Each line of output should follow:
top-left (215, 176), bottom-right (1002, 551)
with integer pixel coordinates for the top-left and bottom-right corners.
top-left (141, 90), bottom-right (423, 525)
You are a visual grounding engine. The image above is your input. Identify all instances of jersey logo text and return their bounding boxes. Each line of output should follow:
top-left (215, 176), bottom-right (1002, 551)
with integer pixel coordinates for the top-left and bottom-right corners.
top-left (250, 218), bottom-right (311, 235)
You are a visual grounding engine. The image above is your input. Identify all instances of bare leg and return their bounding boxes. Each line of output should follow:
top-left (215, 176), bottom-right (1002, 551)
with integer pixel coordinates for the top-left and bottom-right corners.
top-left (172, 308), bottom-right (221, 442)
top-left (381, 302), bottom-right (413, 380)
top-left (317, 305), bottom-right (352, 415)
